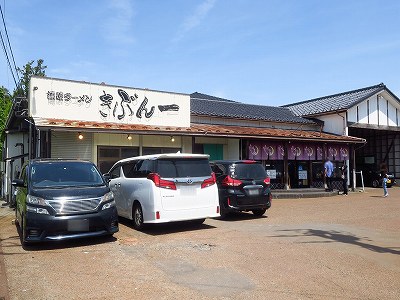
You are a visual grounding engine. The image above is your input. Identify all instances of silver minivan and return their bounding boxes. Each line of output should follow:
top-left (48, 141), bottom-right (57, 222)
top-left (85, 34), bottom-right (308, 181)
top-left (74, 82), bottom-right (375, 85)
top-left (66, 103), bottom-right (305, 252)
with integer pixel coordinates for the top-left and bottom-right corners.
top-left (105, 153), bottom-right (220, 230)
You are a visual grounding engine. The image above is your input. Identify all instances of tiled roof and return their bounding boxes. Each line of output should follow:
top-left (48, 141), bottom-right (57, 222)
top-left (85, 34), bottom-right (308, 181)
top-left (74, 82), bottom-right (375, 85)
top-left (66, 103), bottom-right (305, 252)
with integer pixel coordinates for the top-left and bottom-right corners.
top-left (282, 83), bottom-right (386, 116)
top-left (191, 92), bottom-right (315, 124)
top-left (33, 118), bottom-right (365, 143)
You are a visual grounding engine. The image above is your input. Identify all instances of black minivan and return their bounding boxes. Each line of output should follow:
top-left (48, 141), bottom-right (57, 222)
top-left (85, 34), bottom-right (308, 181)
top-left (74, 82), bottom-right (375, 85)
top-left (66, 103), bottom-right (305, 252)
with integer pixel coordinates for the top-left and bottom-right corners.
top-left (210, 160), bottom-right (271, 218)
top-left (12, 159), bottom-right (119, 245)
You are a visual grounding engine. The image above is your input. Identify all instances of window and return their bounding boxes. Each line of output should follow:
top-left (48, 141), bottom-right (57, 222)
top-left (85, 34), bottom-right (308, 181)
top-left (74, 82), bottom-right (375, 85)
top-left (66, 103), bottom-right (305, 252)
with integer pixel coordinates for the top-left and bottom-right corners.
top-left (98, 146), bottom-right (139, 174)
top-left (110, 166), bottom-right (121, 179)
top-left (156, 158), bottom-right (211, 178)
top-left (122, 161), bottom-right (139, 178)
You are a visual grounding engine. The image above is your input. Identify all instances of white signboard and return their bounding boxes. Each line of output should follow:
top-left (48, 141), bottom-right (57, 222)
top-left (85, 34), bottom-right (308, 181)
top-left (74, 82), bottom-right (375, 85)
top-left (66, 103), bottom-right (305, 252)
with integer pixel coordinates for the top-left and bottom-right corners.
top-left (298, 170), bottom-right (308, 180)
top-left (29, 77), bottom-right (190, 127)
top-left (266, 169), bottom-right (277, 179)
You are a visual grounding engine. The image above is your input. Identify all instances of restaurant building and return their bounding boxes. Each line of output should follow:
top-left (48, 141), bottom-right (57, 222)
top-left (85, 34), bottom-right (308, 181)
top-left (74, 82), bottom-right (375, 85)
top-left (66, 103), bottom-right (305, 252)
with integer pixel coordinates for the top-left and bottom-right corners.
top-left (2, 76), bottom-right (365, 201)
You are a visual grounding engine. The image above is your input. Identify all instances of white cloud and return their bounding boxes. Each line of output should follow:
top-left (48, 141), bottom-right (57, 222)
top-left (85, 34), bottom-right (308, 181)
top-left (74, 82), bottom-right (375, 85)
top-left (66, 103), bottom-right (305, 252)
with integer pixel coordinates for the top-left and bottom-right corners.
top-left (173, 0), bottom-right (217, 42)
top-left (102, 0), bottom-right (135, 44)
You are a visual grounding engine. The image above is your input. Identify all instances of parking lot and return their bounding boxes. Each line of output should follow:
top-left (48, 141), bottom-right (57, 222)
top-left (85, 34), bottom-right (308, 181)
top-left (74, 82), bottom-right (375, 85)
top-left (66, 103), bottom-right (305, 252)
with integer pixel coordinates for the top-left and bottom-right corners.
top-left (1, 187), bottom-right (400, 300)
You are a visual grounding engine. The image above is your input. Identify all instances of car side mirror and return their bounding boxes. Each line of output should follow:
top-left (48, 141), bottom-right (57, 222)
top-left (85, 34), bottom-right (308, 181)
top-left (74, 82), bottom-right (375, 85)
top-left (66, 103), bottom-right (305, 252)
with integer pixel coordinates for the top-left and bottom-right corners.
top-left (12, 178), bottom-right (25, 187)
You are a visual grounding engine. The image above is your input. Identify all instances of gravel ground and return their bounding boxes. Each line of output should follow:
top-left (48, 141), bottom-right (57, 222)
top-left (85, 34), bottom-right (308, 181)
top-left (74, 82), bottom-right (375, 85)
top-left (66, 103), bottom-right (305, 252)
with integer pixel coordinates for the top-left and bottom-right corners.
top-left (0, 187), bottom-right (399, 300)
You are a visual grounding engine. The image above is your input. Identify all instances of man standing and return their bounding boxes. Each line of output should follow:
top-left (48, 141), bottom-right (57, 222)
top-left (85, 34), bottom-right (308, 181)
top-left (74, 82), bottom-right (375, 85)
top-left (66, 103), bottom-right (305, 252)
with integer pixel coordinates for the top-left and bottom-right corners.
top-left (324, 159), bottom-right (334, 192)
top-left (340, 163), bottom-right (348, 195)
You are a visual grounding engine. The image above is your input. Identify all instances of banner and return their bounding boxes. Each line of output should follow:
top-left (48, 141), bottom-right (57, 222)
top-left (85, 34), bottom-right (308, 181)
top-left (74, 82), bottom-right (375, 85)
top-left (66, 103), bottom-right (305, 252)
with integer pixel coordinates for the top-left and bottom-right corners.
top-left (249, 141), bottom-right (350, 161)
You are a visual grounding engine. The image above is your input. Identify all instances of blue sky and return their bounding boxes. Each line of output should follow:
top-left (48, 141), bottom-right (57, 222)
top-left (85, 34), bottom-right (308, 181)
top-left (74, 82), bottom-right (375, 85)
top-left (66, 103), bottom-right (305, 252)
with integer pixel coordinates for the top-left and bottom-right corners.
top-left (1, 0), bottom-right (399, 106)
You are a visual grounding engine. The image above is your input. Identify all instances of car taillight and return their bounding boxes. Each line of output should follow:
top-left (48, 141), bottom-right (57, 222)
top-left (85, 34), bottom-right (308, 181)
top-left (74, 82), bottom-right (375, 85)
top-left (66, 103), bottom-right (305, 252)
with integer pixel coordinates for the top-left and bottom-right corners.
top-left (242, 160), bottom-right (256, 164)
top-left (264, 177), bottom-right (271, 187)
top-left (221, 175), bottom-right (242, 187)
top-left (147, 173), bottom-right (177, 190)
top-left (201, 172), bottom-right (216, 189)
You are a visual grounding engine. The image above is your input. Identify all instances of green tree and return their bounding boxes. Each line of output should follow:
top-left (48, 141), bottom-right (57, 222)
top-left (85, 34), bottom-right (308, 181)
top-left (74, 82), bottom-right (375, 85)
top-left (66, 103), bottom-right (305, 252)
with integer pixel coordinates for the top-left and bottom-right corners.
top-left (14, 59), bottom-right (47, 97)
top-left (0, 87), bottom-right (12, 158)
top-left (0, 59), bottom-right (47, 158)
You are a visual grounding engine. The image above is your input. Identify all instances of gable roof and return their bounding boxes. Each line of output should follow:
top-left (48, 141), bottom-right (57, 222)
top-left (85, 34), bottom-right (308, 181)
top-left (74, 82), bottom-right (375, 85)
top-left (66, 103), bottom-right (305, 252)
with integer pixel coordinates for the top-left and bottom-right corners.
top-left (282, 83), bottom-right (397, 117)
top-left (191, 92), bottom-right (315, 124)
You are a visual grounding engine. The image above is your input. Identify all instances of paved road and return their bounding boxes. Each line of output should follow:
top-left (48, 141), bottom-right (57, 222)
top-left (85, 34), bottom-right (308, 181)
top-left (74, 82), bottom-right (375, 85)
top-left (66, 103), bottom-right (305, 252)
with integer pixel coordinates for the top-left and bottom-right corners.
top-left (1, 187), bottom-right (399, 300)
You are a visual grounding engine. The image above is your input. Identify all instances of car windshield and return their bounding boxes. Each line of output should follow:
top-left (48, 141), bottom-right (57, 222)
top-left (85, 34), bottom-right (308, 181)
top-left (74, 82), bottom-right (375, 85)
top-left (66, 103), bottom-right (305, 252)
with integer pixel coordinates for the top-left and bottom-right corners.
top-left (231, 163), bottom-right (266, 180)
top-left (31, 161), bottom-right (104, 188)
top-left (157, 158), bottom-right (211, 178)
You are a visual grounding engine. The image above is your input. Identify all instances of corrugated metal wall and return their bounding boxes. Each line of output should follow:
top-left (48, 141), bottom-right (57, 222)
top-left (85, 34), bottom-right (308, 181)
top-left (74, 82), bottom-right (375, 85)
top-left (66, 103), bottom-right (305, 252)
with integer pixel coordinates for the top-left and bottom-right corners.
top-left (51, 131), bottom-right (93, 161)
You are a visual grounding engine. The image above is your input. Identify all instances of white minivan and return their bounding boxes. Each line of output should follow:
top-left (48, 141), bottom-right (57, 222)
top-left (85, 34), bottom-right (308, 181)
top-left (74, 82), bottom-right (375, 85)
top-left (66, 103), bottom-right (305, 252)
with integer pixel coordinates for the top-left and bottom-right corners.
top-left (105, 153), bottom-right (220, 230)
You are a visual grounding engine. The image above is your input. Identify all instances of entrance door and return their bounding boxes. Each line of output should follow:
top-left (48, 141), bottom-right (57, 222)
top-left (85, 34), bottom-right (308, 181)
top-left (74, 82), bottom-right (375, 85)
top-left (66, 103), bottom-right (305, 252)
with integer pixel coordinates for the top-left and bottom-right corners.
top-left (288, 161), bottom-right (309, 188)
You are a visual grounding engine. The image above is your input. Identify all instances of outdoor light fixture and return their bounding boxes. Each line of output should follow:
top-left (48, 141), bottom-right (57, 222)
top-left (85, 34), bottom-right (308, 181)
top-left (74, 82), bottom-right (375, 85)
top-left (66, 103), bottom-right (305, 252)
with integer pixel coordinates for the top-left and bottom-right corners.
top-left (78, 132), bottom-right (83, 140)
top-left (170, 136), bottom-right (175, 142)
top-left (127, 134), bottom-right (133, 140)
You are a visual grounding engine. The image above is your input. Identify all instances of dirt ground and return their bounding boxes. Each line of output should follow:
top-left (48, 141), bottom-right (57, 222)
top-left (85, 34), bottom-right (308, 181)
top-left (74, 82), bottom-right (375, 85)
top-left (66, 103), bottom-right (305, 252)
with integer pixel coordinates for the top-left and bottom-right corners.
top-left (1, 187), bottom-right (399, 300)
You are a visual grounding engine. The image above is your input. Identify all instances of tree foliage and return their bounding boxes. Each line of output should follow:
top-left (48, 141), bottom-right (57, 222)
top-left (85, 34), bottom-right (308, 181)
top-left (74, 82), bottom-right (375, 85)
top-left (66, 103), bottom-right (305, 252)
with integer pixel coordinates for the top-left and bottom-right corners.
top-left (0, 87), bottom-right (12, 158)
top-left (14, 59), bottom-right (47, 98)
top-left (0, 59), bottom-right (47, 159)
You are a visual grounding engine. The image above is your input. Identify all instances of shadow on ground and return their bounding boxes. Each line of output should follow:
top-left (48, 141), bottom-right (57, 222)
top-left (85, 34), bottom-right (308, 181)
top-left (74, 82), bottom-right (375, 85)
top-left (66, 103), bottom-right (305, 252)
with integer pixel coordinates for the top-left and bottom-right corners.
top-left (272, 228), bottom-right (400, 255)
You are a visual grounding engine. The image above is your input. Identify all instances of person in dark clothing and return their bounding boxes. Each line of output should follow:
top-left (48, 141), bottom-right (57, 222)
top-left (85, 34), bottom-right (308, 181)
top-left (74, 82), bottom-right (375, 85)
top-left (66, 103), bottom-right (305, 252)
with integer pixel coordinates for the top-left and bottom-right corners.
top-left (340, 163), bottom-right (348, 195)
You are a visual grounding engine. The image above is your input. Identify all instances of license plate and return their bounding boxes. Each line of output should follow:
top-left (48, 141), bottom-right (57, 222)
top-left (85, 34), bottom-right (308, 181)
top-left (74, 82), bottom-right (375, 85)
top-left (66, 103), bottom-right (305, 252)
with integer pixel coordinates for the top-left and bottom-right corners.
top-left (68, 219), bottom-right (89, 232)
top-left (247, 189), bottom-right (260, 196)
top-left (179, 185), bottom-right (197, 196)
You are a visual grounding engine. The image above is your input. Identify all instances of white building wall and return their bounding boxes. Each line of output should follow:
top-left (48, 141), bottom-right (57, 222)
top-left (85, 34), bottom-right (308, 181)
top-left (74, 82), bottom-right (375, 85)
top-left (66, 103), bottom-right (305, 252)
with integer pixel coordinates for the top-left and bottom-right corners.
top-left (316, 114), bottom-right (345, 135)
top-left (379, 96), bottom-right (388, 126)
top-left (343, 93), bottom-right (400, 127)
top-left (369, 96), bottom-right (379, 124)
top-left (3, 132), bottom-right (28, 198)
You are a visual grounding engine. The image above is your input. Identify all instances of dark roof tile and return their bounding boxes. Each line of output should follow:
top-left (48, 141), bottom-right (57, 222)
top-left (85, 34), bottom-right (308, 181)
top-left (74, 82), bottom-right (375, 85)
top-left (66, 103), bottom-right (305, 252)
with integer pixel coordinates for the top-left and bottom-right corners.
top-left (191, 93), bottom-right (315, 124)
top-left (283, 83), bottom-right (386, 116)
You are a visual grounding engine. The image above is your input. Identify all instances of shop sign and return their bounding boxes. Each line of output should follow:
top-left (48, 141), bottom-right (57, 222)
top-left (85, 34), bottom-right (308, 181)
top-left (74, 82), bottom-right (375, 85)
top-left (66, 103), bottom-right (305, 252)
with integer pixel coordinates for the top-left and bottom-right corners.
top-left (29, 77), bottom-right (190, 127)
top-left (298, 170), bottom-right (307, 180)
top-left (266, 169), bottom-right (277, 179)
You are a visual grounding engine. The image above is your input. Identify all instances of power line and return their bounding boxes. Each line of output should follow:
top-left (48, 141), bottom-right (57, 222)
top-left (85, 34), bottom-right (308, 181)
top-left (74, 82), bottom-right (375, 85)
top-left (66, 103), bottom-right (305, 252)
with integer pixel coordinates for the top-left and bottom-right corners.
top-left (0, 2), bottom-right (19, 89)
top-left (0, 3), bottom-right (19, 82)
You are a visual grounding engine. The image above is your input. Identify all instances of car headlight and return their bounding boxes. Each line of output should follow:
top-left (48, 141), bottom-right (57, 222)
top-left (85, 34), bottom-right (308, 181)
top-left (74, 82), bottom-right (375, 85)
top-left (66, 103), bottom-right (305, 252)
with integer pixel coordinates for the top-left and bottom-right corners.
top-left (102, 200), bottom-right (116, 210)
top-left (27, 195), bottom-right (48, 206)
top-left (100, 191), bottom-right (114, 203)
top-left (27, 206), bottom-right (50, 214)
top-left (101, 191), bottom-right (115, 210)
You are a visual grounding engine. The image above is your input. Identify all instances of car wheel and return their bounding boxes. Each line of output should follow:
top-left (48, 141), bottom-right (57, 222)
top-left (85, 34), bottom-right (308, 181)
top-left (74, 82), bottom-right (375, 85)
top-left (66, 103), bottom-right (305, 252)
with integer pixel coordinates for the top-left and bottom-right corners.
top-left (252, 208), bottom-right (267, 217)
top-left (132, 204), bottom-right (144, 230)
top-left (372, 180), bottom-right (380, 188)
top-left (219, 201), bottom-right (229, 219)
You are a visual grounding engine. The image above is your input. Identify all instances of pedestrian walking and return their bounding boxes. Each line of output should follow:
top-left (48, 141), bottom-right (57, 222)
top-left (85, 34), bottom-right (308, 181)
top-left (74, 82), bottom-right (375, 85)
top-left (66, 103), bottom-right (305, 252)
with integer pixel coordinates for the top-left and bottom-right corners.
top-left (382, 170), bottom-right (389, 197)
top-left (324, 158), bottom-right (334, 192)
top-left (340, 163), bottom-right (348, 195)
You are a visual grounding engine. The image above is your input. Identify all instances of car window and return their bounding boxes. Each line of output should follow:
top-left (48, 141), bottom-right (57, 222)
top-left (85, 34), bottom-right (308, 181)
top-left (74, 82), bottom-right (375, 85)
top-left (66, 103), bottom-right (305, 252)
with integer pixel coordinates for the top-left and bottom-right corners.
top-left (122, 161), bottom-right (138, 178)
top-left (110, 166), bottom-right (121, 179)
top-left (211, 164), bottom-right (226, 177)
top-left (136, 160), bottom-right (154, 176)
top-left (157, 158), bottom-right (211, 178)
top-left (31, 162), bottom-right (104, 188)
top-left (231, 163), bottom-right (266, 180)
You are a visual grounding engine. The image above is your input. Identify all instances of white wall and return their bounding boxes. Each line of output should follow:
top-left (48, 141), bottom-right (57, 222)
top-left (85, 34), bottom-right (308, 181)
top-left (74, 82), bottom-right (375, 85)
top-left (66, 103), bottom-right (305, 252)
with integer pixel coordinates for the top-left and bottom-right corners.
top-left (316, 114), bottom-right (346, 135)
top-left (347, 93), bottom-right (400, 126)
top-left (3, 132), bottom-right (28, 197)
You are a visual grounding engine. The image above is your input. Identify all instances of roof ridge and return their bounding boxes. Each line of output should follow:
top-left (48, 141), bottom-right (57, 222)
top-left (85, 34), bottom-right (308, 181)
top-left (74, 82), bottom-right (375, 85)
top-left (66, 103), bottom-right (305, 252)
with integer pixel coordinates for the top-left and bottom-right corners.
top-left (191, 92), bottom-right (238, 103)
top-left (192, 93), bottom-right (290, 110)
top-left (282, 83), bottom-right (385, 107)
